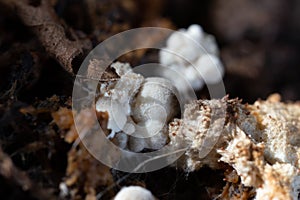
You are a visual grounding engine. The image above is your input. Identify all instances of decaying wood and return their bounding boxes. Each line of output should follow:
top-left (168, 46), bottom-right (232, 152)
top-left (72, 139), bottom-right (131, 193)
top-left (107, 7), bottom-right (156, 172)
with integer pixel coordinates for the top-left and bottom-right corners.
top-left (169, 94), bottom-right (300, 200)
top-left (3, 0), bottom-right (92, 74)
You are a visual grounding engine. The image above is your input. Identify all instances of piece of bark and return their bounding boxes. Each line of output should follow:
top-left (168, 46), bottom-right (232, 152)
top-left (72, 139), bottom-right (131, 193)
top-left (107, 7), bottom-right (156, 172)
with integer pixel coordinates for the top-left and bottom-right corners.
top-left (3, 0), bottom-right (91, 74)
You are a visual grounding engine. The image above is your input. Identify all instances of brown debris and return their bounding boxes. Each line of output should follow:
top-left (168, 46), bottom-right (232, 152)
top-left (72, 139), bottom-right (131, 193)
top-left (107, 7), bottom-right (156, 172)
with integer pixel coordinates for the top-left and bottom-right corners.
top-left (52, 107), bottom-right (74, 130)
top-left (3, 0), bottom-right (92, 74)
top-left (219, 168), bottom-right (256, 200)
top-left (52, 107), bottom-right (115, 199)
top-left (64, 146), bottom-right (114, 200)
top-left (86, 59), bottom-right (120, 81)
top-left (0, 147), bottom-right (56, 199)
top-left (0, 147), bottom-right (32, 191)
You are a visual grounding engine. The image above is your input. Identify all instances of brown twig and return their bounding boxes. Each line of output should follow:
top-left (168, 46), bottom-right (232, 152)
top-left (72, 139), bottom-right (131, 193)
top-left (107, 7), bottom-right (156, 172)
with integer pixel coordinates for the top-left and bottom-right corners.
top-left (3, 0), bottom-right (92, 74)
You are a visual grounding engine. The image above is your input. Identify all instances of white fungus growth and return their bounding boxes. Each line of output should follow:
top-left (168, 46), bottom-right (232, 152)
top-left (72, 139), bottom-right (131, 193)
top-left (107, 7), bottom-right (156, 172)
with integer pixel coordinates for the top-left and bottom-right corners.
top-left (249, 98), bottom-right (300, 167)
top-left (96, 62), bottom-right (179, 152)
top-left (96, 62), bottom-right (144, 138)
top-left (114, 186), bottom-right (155, 200)
top-left (159, 24), bottom-right (224, 91)
top-left (129, 77), bottom-right (179, 152)
top-left (169, 96), bottom-right (300, 199)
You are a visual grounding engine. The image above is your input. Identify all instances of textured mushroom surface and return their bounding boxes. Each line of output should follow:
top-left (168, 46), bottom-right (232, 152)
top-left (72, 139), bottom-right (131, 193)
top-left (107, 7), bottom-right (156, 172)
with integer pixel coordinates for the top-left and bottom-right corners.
top-left (96, 62), bottom-right (180, 152)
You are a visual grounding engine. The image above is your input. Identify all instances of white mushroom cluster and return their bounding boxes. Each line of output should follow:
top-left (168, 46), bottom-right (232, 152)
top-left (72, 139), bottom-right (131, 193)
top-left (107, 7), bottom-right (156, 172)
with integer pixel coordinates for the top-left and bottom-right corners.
top-left (159, 24), bottom-right (224, 91)
top-left (96, 62), bottom-right (180, 152)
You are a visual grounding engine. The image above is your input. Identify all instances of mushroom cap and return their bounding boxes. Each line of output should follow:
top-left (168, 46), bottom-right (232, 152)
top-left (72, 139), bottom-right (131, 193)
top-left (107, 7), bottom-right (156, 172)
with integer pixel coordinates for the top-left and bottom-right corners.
top-left (114, 186), bottom-right (155, 200)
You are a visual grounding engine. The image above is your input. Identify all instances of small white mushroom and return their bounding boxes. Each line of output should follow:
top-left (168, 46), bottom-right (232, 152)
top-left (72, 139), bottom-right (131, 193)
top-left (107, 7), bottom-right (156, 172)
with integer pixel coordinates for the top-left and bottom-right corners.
top-left (114, 186), bottom-right (156, 200)
top-left (128, 77), bottom-right (179, 152)
top-left (59, 182), bottom-right (69, 198)
top-left (131, 77), bottom-right (179, 135)
top-left (96, 62), bottom-right (180, 152)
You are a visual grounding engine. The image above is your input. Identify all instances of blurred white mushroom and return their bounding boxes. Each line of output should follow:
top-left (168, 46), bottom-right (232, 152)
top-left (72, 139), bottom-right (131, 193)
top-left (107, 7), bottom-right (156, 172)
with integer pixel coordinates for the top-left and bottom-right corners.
top-left (159, 24), bottom-right (224, 91)
top-left (114, 186), bottom-right (155, 200)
